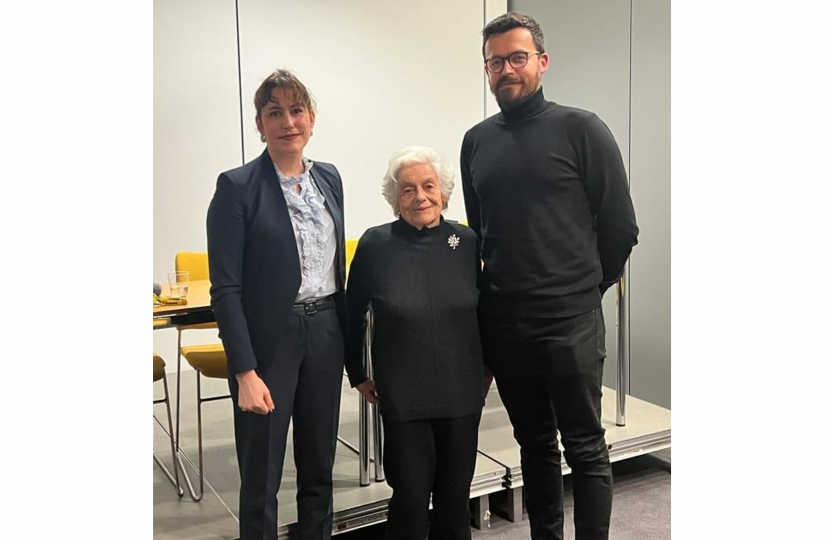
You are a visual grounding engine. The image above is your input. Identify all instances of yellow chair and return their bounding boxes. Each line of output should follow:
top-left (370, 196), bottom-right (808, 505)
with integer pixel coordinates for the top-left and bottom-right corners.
top-left (154, 353), bottom-right (183, 496)
top-left (153, 317), bottom-right (170, 329)
top-left (345, 239), bottom-right (358, 279)
top-left (174, 251), bottom-right (230, 502)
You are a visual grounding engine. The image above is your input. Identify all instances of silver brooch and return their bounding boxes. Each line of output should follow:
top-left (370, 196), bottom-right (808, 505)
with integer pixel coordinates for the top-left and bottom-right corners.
top-left (448, 234), bottom-right (460, 250)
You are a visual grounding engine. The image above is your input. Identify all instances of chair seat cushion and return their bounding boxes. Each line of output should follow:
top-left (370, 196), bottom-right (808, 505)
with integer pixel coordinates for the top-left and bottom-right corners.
top-left (153, 318), bottom-right (171, 329)
top-left (153, 353), bottom-right (166, 382)
top-left (181, 344), bottom-right (228, 378)
top-left (176, 322), bottom-right (219, 331)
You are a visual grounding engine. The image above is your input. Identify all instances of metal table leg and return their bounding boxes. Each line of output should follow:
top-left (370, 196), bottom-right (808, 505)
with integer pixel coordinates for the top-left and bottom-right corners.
top-left (616, 269), bottom-right (630, 427)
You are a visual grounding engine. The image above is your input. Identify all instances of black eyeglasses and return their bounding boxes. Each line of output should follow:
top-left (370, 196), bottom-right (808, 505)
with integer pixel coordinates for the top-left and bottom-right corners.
top-left (484, 51), bottom-right (542, 73)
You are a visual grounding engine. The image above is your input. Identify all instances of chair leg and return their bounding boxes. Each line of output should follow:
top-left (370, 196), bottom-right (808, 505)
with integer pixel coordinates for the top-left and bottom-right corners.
top-left (174, 331), bottom-right (201, 501)
top-left (175, 448), bottom-right (200, 501)
top-left (177, 369), bottom-right (205, 502)
top-left (152, 371), bottom-right (183, 496)
top-left (153, 451), bottom-right (180, 490)
top-left (163, 372), bottom-right (184, 496)
top-left (196, 369), bottom-right (205, 500)
top-left (337, 436), bottom-right (360, 455)
top-left (175, 329), bottom-right (183, 455)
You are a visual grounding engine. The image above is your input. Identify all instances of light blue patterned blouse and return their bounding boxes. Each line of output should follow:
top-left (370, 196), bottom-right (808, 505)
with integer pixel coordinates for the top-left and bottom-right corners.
top-left (274, 159), bottom-right (337, 302)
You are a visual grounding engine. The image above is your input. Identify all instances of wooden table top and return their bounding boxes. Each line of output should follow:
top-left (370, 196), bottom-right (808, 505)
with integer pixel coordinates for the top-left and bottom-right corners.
top-left (153, 279), bottom-right (212, 319)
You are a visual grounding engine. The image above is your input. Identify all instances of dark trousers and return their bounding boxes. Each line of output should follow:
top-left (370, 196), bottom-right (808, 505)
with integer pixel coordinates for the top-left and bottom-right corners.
top-left (481, 308), bottom-right (612, 540)
top-left (382, 413), bottom-right (482, 540)
top-left (229, 308), bottom-right (344, 540)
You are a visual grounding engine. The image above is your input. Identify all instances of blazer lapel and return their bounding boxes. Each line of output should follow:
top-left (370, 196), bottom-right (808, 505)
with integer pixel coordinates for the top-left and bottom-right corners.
top-left (311, 166), bottom-right (345, 288)
top-left (256, 150), bottom-right (301, 264)
top-left (311, 166), bottom-right (342, 238)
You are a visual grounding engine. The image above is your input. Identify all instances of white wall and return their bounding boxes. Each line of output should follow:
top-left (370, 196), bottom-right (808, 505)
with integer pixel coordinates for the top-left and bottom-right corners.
top-left (153, 0), bottom-right (506, 371)
top-left (154, 0), bottom-right (241, 369)
top-left (236, 0), bottom-right (484, 236)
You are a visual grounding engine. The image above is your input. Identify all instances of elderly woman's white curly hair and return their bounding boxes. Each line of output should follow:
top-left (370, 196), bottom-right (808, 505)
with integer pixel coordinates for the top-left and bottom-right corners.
top-left (381, 146), bottom-right (455, 217)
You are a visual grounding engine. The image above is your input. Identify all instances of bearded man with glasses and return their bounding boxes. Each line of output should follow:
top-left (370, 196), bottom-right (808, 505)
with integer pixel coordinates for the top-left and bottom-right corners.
top-left (460, 12), bottom-right (639, 540)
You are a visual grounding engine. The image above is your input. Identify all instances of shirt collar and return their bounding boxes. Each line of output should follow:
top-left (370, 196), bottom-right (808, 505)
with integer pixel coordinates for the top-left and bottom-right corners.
top-left (274, 158), bottom-right (314, 185)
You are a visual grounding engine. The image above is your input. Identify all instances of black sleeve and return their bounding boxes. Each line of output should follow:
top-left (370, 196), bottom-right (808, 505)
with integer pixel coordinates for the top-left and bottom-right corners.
top-left (472, 231), bottom-right (490, 370)
top-left (579, 114), bottom-right (639, 292)
top-left (472, 228), bottom-right (484, 295)
top-left (460, 133), bottom-right (482, 241)
top-left (329, 166), bottom-right (351, 351)
top-left (206, 174), bottom-right (258, 375)
top-left (344, 234), bottom-right (371, 387)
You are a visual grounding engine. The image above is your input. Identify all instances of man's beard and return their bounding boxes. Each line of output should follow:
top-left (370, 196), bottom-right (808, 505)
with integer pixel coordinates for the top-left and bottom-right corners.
top-left (491, 75), bottom-right (540, 111)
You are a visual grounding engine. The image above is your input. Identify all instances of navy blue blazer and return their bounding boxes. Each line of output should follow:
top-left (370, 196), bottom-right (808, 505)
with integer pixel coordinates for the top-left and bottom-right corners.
top-left (206, 149), bottom-right (347, 376)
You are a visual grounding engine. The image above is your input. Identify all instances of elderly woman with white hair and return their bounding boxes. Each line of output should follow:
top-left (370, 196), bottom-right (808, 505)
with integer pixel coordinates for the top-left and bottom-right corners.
top-left (344, 146), bottom-right (486, 540)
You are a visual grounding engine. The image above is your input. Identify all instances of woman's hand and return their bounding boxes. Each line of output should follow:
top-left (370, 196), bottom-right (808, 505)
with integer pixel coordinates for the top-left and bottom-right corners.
top-left (356, 379), bottom-right (379, 404)
top-left (236, 369), bottom-right (275, 414)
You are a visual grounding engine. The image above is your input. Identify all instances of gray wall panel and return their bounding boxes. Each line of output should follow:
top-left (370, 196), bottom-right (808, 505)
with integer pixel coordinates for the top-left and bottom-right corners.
top-left (509, 0), bottom-right (632, 392)
top-left (630, 0), bottom-right (671, 408)
top-left (506, 0), bottom-right (670, 408)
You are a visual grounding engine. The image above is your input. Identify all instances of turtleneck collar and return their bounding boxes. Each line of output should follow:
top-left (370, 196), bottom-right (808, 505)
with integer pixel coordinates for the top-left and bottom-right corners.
top-left (499, 86), bottom-right (548, 124)
top-left (393, 216), bottom-right (446, 238)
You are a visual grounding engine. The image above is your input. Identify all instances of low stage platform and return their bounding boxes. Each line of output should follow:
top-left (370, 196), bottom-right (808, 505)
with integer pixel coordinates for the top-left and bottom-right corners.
top-left (153, 373), bottom-right (671, 538)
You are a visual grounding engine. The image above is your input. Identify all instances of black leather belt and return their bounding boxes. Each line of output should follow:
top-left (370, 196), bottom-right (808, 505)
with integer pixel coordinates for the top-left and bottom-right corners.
top-left (291, 296), bottom-right (335, 315)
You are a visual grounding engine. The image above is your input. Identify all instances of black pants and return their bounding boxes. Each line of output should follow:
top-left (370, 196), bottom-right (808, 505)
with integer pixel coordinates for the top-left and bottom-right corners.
top-left (481, 308), bottom-right (612, 540)
top-left (229, 309), bottom-right (344, 540)
top-left (382, 413), bottom-right (482, 540)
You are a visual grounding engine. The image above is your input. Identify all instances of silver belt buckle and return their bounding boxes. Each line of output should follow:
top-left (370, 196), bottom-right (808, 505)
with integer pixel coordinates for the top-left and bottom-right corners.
top-left (304, 301), bottom-right (318, 315)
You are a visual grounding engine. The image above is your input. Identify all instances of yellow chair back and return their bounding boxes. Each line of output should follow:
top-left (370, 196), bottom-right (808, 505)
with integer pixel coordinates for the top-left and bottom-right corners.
top-left (175, 252), bottom-right (210, 281)
top-left (173, 244), bottom-right (371, 283)
top-left (345, 239), bottom-right (358, 278)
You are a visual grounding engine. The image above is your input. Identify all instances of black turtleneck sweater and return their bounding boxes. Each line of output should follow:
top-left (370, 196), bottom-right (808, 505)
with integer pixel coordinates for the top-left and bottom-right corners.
top-left (460, 87), bottom-right (639, 317)
top-left (345, 218), bottom-right (484, 422)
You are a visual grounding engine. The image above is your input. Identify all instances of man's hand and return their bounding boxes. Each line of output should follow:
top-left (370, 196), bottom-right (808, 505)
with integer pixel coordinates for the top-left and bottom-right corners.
top-left (236, 369), bottom-right (274, 415)
top-left (356, 379), bottom-right (379, 404)
top-left (482, 367), bottom-right (495, 398)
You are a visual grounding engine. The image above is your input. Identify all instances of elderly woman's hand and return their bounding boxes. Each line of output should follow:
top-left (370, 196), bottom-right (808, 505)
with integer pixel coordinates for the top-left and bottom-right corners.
top-left (356, 379), bottom-right (379, 404)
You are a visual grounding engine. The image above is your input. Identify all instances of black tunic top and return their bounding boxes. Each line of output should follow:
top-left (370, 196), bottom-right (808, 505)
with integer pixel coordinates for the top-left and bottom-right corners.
top-left (345, 218), bottom-right (484, 422)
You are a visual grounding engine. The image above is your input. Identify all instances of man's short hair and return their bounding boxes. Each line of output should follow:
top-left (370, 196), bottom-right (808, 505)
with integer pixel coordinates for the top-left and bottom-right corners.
top-left (482, 12), bottom-right (545, 57)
